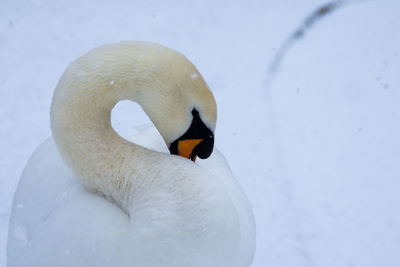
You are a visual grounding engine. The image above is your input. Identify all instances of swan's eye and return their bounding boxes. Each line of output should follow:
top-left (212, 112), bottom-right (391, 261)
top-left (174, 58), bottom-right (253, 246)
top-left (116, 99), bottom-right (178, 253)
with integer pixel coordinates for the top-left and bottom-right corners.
top-left (169, 108), bottom-right (214, 161)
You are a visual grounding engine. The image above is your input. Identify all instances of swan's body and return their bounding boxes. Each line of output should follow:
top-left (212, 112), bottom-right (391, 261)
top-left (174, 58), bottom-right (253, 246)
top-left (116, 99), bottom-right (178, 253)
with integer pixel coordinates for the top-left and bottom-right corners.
top-left (7, 42), bottom-right (255, 267)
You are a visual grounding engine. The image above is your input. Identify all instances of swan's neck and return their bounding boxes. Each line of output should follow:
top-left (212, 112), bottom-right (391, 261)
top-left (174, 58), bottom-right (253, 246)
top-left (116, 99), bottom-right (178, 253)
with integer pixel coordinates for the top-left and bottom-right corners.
top-left (50, 47), bottom-right (173, 210)
top-left (50, 42), bottom-right (209, 211)
top-left (51, 77), bottom-right (141, 209)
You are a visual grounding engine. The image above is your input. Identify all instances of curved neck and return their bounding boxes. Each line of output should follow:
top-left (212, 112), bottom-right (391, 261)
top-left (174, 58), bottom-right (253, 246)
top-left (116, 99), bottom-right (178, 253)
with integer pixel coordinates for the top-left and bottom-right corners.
top-left (49, 42), bottom-right (211, 212)
top-left (50, 45), bottom-right (174, 210)
top-left (51, 76), bottom-right (145, 210)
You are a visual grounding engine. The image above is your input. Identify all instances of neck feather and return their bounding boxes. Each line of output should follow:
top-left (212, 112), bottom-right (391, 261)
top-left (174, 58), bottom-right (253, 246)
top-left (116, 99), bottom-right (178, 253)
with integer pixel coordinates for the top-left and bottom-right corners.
top-left (50, 44), bottom-right (170, 210)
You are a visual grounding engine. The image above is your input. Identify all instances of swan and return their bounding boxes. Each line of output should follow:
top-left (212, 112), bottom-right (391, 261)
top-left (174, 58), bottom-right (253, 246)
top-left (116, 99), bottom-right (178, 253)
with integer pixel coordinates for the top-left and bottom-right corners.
top-left (7, 42), bottom-right (256, 267)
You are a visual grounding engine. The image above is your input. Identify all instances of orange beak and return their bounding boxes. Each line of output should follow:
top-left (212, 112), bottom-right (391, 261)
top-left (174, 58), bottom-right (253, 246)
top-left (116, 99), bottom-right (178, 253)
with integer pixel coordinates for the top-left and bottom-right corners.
top-left (178, 139), bottom-right (203, 162)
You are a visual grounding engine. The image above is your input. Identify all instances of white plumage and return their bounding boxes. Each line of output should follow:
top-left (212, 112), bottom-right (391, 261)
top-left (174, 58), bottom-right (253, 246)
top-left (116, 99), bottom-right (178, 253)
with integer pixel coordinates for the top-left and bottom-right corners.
top-left (7, 42), bottom-right (255, 267)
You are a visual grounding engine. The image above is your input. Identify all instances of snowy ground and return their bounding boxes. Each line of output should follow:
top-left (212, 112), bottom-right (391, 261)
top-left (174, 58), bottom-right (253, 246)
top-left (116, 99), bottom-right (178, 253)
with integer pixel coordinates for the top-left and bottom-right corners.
top-left (1, 0), bottom-right (399, 266)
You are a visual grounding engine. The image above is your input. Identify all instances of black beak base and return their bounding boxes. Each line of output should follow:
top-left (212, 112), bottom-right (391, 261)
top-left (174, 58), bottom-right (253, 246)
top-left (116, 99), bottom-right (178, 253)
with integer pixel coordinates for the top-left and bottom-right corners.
top-left (169, 109), bottom-right (214, 160)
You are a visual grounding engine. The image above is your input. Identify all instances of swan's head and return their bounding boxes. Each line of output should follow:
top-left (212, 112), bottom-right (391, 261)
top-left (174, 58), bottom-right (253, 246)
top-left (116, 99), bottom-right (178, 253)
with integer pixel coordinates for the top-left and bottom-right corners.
top-left (126, 43), bottom-right (217, 161)
top-left (141, 67), bottom-right (217, 161)
top-left (142, 84), bottom-right (216, 161)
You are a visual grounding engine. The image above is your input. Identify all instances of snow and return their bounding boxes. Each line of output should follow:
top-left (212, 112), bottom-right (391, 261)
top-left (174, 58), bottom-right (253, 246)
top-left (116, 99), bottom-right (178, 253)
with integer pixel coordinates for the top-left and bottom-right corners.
top-left (1, 0), bottom-right (399, 266)
top-left (190, 73), bottom-right (199, 80)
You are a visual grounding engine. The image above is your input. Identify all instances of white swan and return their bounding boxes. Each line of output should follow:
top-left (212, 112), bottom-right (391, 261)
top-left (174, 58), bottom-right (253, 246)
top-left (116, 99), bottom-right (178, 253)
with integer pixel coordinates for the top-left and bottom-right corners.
top-left (7, 42), bottom-right (255, 267)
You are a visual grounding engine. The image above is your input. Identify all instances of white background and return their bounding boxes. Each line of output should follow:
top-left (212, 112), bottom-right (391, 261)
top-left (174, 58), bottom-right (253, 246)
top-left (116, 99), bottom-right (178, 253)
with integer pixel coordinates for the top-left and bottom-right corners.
top-left (1, 0), bottom-right (399, 266)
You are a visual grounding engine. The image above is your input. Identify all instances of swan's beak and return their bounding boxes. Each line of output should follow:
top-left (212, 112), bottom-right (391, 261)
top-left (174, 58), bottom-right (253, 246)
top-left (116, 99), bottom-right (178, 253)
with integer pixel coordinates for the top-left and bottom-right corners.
top-left (169, 108), bottom-right (214, 162)
top-left (178, 139), bottom-right (203, 162)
